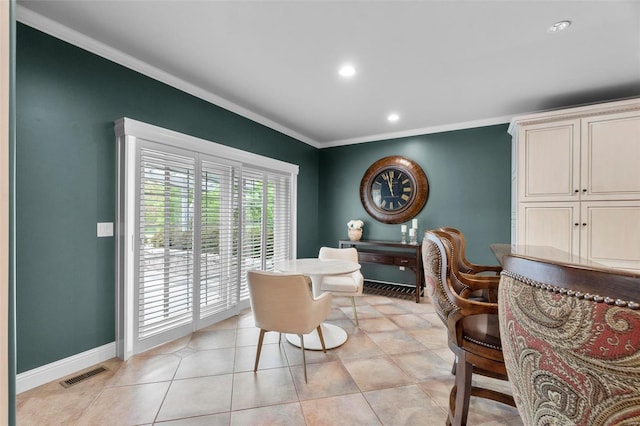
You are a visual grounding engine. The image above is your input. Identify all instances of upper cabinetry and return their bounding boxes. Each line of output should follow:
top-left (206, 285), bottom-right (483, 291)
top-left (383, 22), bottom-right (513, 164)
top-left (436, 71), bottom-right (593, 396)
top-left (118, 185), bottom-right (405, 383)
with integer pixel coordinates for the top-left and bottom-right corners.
top-left (509, 98), bottom-right (640, 272)
top-left (515, 104), bottom-right (640, 203)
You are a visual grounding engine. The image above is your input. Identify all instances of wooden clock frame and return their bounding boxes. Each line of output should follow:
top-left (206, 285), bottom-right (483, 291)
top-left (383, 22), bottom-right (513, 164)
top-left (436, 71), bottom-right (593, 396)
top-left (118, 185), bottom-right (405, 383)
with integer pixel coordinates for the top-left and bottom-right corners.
top-left (359, 156), bottom-right (429, 224)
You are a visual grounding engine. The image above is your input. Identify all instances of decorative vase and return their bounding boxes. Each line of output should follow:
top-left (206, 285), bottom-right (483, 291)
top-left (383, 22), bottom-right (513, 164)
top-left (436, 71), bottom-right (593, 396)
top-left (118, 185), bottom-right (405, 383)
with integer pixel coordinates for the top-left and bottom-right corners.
top-left (348, 228), bottom-right (363, 241)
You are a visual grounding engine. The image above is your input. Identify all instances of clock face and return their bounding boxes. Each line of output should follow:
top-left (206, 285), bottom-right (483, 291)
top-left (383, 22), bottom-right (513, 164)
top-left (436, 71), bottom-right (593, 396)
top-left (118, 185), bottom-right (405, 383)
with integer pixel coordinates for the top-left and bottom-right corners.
top-left (360, 156), bottom-right (428, 224)
top-left (371, 168), bottom-right (414, 212)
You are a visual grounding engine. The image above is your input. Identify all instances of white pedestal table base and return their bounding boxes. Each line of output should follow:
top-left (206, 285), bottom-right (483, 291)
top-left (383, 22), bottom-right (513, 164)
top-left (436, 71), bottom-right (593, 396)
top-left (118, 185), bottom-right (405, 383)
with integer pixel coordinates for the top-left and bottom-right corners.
top-left (285, 323), bottom-right (347, 350)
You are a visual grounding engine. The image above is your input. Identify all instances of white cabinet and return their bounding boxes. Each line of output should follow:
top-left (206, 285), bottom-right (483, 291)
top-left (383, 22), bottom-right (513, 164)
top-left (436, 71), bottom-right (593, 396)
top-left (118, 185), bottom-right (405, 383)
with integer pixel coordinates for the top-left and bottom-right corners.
top-left (510, 98), bottom-right (640, 271)
top-left (518, 202), bottom-right (579, 255)
top-left (581, 111), bottom-right (640, 201)
top-left (581, 201), bottom-right (640, 272)
top-left (518, 119), bottom-right (580, 202)
top-left (517, 201), bottom-right (640, 272)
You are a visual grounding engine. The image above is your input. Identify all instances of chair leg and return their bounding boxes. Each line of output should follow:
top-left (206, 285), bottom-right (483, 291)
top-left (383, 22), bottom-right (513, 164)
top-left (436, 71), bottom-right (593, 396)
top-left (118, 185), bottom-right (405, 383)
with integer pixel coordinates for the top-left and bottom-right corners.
top-left (450, 352), bottom-right (472, 426)
top-left (351, 296), bottom-right (359, 326)
top-left (299, 334), bottom-right (307, 383)
top-left (316, 325), bottom-right (327, 353)
top-left (254, 329), bottom-right (266, 372)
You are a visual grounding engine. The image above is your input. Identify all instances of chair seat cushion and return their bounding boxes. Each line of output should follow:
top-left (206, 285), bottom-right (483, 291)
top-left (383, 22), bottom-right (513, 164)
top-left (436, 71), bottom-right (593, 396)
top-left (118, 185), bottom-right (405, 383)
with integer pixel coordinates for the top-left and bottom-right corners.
top-left (461, 313), bottom-right (502, 351)
top-left (320, 276), bottom-right (359, 293)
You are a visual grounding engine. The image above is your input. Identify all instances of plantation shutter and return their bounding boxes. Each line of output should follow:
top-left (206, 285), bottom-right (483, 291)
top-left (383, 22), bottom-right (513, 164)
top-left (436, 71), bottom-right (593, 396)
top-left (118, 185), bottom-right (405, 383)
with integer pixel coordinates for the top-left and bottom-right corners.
top-left (239, 168), bottom-right (293, 300)
top-left (239, 169), bottom-right (264, 301)
top-left (265, 172), bottom-right (292, 270)
top-left (198, 159), bottom-right (239, 320)
top-left (137, 147), bottom-right (195, 347)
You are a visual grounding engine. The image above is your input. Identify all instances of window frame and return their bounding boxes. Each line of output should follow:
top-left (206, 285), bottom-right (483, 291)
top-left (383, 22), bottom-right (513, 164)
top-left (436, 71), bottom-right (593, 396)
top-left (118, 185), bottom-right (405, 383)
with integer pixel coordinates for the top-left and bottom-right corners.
top-left (115, 118), bottom-right (298, 360)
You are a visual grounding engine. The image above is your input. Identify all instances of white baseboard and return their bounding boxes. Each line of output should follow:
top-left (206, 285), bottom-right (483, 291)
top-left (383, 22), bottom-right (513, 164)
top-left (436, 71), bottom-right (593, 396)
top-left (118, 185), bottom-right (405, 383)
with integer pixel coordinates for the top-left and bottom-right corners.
top-left (16, 342), bottom-right (116, 394)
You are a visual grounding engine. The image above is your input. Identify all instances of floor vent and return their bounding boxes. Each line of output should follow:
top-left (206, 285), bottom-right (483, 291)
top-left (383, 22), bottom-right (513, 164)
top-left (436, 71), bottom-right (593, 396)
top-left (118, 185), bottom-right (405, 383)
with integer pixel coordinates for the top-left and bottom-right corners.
top-left (363, 281), bottom-right (420, 300)
top-left (60, 366), bottom-right (108, 388)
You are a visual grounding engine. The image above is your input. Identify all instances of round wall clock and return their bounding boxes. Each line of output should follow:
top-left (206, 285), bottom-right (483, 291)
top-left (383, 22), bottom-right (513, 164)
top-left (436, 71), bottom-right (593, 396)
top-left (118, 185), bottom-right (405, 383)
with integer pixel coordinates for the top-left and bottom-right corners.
top-left (359, 156), bottom-right (429, 224)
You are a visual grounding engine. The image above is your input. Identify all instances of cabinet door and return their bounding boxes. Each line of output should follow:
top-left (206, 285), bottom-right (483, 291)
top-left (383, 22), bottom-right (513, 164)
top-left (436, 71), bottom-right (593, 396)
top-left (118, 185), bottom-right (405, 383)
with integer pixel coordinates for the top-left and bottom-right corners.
top-left (581, 201), bottom-right (640, 272)
top-left (518, 119), bottom-right (581, 202)
top-left (581, 110), bottom-right (640, 200)
top-left (518, 202), bottom-right (580, 255)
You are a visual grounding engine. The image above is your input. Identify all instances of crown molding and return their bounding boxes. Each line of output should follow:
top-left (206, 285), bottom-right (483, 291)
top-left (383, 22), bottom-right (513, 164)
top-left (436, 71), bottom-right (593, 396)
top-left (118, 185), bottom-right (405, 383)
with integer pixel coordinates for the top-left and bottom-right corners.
top-left (321, 115), bottom-right (512, 148)
top-left (507, 97), bottom-right (640, 135)
top-left (16, 5), bottom-right (321, 148)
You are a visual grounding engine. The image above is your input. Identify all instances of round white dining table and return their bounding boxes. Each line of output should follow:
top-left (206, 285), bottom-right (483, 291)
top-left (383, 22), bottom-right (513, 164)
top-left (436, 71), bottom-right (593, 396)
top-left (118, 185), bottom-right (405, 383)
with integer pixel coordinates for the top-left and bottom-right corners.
top-left (275, 258), bottom-right (361, 350)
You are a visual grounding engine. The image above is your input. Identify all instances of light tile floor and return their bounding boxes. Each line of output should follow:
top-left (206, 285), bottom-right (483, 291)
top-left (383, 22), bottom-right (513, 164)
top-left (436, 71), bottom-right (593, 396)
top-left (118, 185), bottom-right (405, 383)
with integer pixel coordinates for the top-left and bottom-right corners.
top-left (17, 293), bottom-right (524, 425)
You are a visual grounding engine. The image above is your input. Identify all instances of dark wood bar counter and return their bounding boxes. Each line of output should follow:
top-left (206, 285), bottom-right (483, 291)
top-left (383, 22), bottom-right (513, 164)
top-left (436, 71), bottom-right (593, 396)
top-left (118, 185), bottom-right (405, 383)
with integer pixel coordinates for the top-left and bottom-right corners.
top-left (491, 244), bottom-right (640, 303)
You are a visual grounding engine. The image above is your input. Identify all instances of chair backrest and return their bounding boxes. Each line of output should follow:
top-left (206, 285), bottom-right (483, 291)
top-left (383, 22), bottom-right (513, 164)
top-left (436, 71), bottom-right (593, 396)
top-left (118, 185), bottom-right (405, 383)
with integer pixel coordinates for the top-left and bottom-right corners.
top-left (318, 246), bottom-right (364, 284)
top-left (433, 230), bottom-right (475, 297)
top-left (247, 270), bottom-right (328, 335)
top-left (499, 255), bottom-right (640, 426)
top-left (438, 227), bottom-right (474, 273)
top-left (421, 230), bottom-right (458, 326)
top-left (318, 246), bottom-right (359, 263)
top-left (439, 227), bottom-right (501, 276)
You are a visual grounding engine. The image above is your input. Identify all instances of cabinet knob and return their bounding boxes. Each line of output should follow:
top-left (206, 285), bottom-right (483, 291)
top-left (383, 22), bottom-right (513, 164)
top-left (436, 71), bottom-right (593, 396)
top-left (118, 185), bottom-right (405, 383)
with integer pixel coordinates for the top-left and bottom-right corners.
top-left (582, 223), bottom-right (587, 226)
top-left (582, 189), bottom-right (587, 193)
top-left (574, 189), bottom-right (579, 193)
top-left (574, 223), bottom-right (579, 226)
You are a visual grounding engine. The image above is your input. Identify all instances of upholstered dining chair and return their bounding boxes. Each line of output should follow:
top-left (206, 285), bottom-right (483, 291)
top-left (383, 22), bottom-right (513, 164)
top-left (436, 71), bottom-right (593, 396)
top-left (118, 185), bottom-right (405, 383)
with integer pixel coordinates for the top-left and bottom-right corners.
top-left (422, 230), bottom-right (515, 426)
top-left (246, 270), bottom-right (332, 383)
top-left (499, 254), bottom-right (640, 426)
top-left (318, 246), bottom-right (364, 326)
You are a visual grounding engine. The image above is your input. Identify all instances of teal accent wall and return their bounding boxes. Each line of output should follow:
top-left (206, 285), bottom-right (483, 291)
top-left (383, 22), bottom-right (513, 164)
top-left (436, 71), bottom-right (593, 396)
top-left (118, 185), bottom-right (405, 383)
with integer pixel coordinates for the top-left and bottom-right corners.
top-left (15, 24), bottom-right (318, 373)
top-left (318, 126), bottom-right (511, 283)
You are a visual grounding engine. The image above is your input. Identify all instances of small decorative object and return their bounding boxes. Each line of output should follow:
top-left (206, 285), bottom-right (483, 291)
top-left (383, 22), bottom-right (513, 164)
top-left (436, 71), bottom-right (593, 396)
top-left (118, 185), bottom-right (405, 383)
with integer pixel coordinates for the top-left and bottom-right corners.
top-left (360, 156), bottom-right (429, 224)
top-left (411, 218), bottom-right (419, 244)
top-left (347, 219), bottom-right (364, 241)
top-left (401, 224), bottom-right (407, 244)
top-left (409, 228), bottom-right (418, 245)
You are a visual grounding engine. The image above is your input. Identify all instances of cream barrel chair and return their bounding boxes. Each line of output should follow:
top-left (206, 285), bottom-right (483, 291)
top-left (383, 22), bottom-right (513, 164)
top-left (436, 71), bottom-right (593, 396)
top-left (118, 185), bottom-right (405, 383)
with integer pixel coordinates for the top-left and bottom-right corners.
top-left (318, 247), bottom-right (364, 326)
top-left (246, 270), bottom-right (332, 383)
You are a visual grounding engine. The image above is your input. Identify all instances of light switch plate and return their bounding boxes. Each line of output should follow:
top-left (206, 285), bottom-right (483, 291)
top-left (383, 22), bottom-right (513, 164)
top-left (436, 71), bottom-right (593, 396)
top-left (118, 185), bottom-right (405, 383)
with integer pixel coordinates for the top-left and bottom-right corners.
top-left (97, 222), bottom-right (114, 237)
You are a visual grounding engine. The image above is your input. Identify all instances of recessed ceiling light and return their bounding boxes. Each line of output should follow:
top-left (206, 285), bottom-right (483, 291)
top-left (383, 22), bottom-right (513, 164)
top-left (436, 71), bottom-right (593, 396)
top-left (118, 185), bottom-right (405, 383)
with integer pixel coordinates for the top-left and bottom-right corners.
top-left (548, 20), bottom-right (571, 33)
top-left (387, 113), bottom-right (400, 122)
top-left (338, 64), bottom-right (356, 78)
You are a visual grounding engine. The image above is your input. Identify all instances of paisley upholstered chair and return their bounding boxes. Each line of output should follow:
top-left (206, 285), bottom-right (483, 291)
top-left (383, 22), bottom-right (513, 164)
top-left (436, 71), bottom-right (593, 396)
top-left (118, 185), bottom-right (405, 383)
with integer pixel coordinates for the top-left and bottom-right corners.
top-left (499, 254), bottom-right (640, 425)
top-left (318, 246), bottom-right (364, 326)
top-left (422, 230), bottom-right (515, 426)
top-left (247, 270), bottom-right (332, 383)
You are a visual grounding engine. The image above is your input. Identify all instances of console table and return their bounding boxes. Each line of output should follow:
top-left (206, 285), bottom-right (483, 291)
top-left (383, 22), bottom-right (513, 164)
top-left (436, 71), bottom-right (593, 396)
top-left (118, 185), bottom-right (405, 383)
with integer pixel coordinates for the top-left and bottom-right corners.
top-left (338, 239), bottom-right (424, 303)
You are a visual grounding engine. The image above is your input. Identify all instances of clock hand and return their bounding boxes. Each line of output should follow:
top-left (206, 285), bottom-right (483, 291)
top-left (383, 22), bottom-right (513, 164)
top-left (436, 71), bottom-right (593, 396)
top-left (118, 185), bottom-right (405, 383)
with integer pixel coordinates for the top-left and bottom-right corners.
top-left (386, 174), bottom-right (395, 196)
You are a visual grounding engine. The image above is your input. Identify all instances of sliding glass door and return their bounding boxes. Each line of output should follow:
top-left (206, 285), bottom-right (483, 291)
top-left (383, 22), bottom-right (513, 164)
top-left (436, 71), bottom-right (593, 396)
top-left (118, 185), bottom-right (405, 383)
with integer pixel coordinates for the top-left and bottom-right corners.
top-left (116, 119), bottom-right (297, 359)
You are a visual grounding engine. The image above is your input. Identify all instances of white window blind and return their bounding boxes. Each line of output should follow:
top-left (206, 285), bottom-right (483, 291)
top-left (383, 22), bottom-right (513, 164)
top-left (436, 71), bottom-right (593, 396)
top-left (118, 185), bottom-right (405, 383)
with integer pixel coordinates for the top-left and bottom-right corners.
top-left (116, 118), bottom-right (298, 360)
top-left (198, 159), bottom-right (239, 320)
top-left (239, 168), bottom-right (293, 300)
top-left (138, 148), bottom-right (195, 341)
top-left (266, 172), bottom-right (292, 269)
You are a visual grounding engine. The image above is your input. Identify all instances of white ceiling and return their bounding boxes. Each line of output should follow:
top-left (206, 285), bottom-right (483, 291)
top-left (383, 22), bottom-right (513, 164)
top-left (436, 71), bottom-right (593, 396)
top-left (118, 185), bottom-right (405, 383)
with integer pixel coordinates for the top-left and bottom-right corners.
top-left (16, 0), bottom-right (640, 148)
